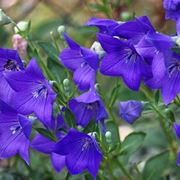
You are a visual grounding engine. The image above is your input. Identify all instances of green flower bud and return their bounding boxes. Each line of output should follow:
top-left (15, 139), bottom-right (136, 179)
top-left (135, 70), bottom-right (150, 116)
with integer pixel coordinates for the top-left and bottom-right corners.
top-left (14, 21), bottom-right (29, 33)
top-left (63, 78), bottom-right (70, 87)
top-left (176, 37), bottom-right (180, 47)
top-left (121, 11), bottom-right (133, 21)
top-left (57, 25), bottom-right (66, 36)
top-left (0, 9), bottom-right (12, 26)
top-left (105, 131), bottom-right (112, 143)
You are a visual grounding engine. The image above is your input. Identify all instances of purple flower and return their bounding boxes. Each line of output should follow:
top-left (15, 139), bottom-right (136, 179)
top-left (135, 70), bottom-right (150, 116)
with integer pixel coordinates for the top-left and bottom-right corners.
top-left (163, 0), bottom-right (180, 21)
top-left (143, 33), bottom-right (179, 105)
top-left (69, 90), bottom-right (107, 128)
top-left (98, 33), bottom-right (152, 90)
top-left (85, 17), bottom-right (119, 35)
top-left (54, 128), bottom-right (102, 178)
top-left (119, 100), bottom-right (143, 124)
top-left (0, 99), bottom-right (32, 164)
top-left (5, 58), bottom-right (56, 127)
top-left (173, 122), bottom-right (180, 165)
top-left (113, 16), bottom-right (155, 43)
top-left (0, 48), bottom-right (24, 103)
top-left (31, 134), bottom-right (66, 172)
top-left (59, 33), bottom-right (99, 91)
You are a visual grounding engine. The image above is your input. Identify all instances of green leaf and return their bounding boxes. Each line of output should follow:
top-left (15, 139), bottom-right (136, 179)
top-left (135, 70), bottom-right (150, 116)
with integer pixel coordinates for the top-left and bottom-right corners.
top-left (38, 41), bottom-right (59, 61)
top-left (35, 128), bottom-right (57, 142)
top-left (47, 57), bottom-right (67, 83)
top-left (143, 151), bottom-right (170, 180)
top-left (106, 121), bottom-right (120, 146)
top-left (121, 132), bottom-right (146, 155)
top-left (83, 119), bottom-right (97, 133)
top-left (62, 108), bottom-right (76, 128)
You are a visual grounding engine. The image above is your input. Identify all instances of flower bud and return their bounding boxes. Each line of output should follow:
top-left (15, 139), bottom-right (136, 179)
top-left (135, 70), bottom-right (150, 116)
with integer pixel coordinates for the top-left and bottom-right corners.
top-left (121, 11), bottom-right (133, 21)
top-left (119, 100), bottom-right (143, 124)
top-left (12, 34), bottom-right (28, 56)
top-left (14, 21), bottom-right (29, 33)
top-left (57, 25), bottom-right (66, 36)
top-left (105, 131), bottom-right (112, 143)
top-left (0, 9), bottom-right (12, 26)
top-left (91, 41), bottom-right (105, 58)
top-left (63, 78), bottom-right (70, 87)
top-left (176, 37), bottom-right (180, 47)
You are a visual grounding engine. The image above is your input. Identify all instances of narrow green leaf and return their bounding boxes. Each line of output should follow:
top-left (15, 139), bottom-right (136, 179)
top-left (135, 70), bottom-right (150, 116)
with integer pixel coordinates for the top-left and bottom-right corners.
top-left (62, 108), bottom-right (76, 128)
top-left (143, 151), bottom-right (170, 180)
top-left (35, 128), bottom-right (57, 142)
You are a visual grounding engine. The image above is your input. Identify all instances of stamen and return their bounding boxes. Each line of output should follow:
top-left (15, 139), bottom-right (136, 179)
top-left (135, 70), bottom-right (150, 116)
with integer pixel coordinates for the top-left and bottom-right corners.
top-left (32, 84), bottom-right (47, 98)
top-left (82, 138), bottom-right (91, 151)
top-left (4, 60), bottom-right (20, 71)
top-left (10, 125), bottom-right (21, 135)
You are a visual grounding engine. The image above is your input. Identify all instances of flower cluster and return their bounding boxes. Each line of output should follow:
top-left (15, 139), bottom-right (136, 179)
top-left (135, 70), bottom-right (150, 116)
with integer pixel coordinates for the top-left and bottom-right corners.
top-left (0, 1), bottom-right (180, 179)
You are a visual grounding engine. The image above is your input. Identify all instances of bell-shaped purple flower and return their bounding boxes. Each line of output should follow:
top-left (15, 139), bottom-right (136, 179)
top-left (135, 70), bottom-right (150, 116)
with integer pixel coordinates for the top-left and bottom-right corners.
top-left (54, 128), bottom-right (102, 178)
top-left (119, 100), bottom-right (143, 124)
top-left (0, 99), bottom-right (32, 164)
top-left (69, 89), bottom-right (107, 127)
top-left (5, 58), bottom-right (56, 127)
top-left (98, 33), bottom-right (152, 90)
top-left (0, 48), bottom-right (24, 103)
top-left (143, 32), bottom-right (180, 105)
top-left (59, 33), bottom-right (99, 91)
top-left (163, 0), bottom-right (180, 21)
top-left (85, 17), bottom-right (119, 35)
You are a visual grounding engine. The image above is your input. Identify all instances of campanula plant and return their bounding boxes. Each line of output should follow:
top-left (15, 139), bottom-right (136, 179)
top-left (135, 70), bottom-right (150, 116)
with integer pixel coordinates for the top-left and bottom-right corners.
top-left (0, 1), bottom-right (180, 179)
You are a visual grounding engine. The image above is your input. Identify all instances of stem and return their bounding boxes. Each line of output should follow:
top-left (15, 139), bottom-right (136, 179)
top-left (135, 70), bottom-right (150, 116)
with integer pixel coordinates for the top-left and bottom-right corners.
top-left (140, 85), bottom-right (177, 157)
top-left (117, 160), bottom-right (133, 180)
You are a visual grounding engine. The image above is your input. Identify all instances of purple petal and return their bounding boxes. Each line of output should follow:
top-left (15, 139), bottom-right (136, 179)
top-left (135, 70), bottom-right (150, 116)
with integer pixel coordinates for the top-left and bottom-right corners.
top-left (64, 33), bottom-right (80, 50)
top-left (59, 48), bottom-right (84, 71)
top-left (97, 33), bottom-right (126, 53)
top-left (73, 64), bottom-right (96, 91)
top-left (0, 48), bottom-right (24, 70)
top-left (18, 115), bottom-right (32, 138)
top-left (51, 153), bottom-right (66, 172)
top-left (81, 47), bottom-right (99, 70)
top-left (113, 16), bottom-right (155, 42)
top-left (161, 71), bottom-right (180, 105)
top-left (174, 122), bottom-right (180, 140)
top-left (31, 134), bottom-right (56, 154)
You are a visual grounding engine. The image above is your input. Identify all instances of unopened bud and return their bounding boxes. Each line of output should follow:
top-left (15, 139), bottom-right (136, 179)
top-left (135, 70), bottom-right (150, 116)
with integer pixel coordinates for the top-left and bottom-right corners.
top-left (0, 9), bottom-right (12, 26)
top-left (94, 83), bottom-right (100, 92)
top-left (105, 131), bottom-right (112, 143)
top-left (91, 41), bottom-right (105, 58)
top-left (121, 11), bottom-right (132, 21)
top-left (63, 78), bottom-right (70, 87)
top-left (57, 25), bottom-right (66, 36)
top-left (14, 21), bottom-right (29, 33)
top-left (176, 37), bottom-right (180, 47)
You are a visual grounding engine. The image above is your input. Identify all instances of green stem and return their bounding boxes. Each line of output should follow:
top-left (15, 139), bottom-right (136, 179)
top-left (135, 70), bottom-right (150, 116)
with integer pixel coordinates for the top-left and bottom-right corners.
top-left (117, 160), bottom-right (133, 180)
top-left (140, 85), bottom-right (177, 156)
